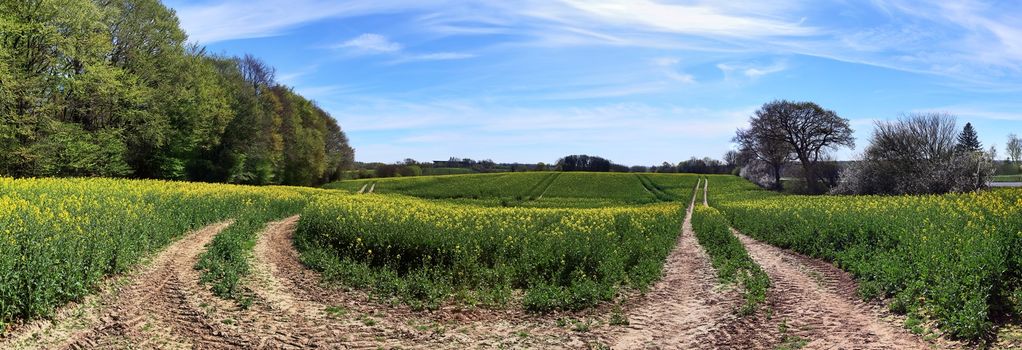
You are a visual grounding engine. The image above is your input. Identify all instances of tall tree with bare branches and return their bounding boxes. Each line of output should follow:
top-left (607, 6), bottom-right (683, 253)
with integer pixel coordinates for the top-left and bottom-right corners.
top-left (739, 100), bottom-right (855, 193)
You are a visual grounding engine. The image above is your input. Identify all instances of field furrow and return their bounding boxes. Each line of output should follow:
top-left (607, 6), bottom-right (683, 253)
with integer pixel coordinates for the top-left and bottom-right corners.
top-left (733, 231), bottom-right (934, 349)
top-left (31, 222), bottom-right (249, 350)
top-left (601, 180), bottom-right (741, 349)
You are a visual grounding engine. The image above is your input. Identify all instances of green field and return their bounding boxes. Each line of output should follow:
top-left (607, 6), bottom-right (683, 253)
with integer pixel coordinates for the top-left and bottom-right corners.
top-left (306, 172), bottom-right (703, 310)
top-left (0, 178), bottom-right (320, 325)
top-left (323, 172), bottom-right (673, 207)
top-left (1, 173), bottom-right (705, 325)
top-left (6, 172), bottom-right (1022, 341)
top-left (992, 174), bottom-right (1022, 182)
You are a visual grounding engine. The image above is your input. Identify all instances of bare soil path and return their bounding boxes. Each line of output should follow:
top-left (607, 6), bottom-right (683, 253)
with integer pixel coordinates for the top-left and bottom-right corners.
top-left (0, 221), bottom-right (245, 350)
top-left (252, 215), bottom-right (606, 349)
top-left (65, 221), bottom-right (252, 349)
top-left (733, 231), bottom-right (937, 349)
top-left (596, 180), bottom-right (742, 349)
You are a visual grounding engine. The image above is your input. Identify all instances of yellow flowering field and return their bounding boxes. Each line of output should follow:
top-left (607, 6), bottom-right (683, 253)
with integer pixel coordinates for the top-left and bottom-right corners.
top-left (707, 175), bottom-right (1022, 339)
top-left (295, 174), bottom-right (700, 311)
top-left (0, 177), bottom-right (314, 328)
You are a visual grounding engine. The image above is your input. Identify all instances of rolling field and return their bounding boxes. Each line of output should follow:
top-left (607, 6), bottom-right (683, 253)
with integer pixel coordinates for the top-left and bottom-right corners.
top-left (323, 172), bottom-right (672, 206)
top-left (3, 172), bottom-right (1020, 348)
top-left (296, 194), bottom-right (684, 311)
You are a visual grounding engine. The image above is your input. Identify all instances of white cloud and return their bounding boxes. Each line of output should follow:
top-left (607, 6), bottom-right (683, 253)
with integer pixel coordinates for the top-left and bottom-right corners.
top-left (742, 61), bottom-right (788, 78)
top-left (338, 33), bottom-right (403, 53)
top-left (413, 52), bottom-right (475, 60)
top-left (167, 0), bottom-right (1022, 90)
top-left (386, 52), bottom-right (478, 64)
top-left (652, 57), bottom-right (680, 67)
top-left (912, 106), bottom-right (1022, 121)
top-left (556, 0), bottom-right (816, 39)
top-left (717, 60), bottom-right (788, 79)
top-left (168, 0), bottom-right (441, 43)
top-left (650, 57), bottom-right (696, 84)
top-left (335, 100), bottom-right (754, 164)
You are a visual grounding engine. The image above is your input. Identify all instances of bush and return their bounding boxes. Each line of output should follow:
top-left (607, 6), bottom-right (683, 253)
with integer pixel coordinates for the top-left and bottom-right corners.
top-left (834, 113), bottom-right (995, 195)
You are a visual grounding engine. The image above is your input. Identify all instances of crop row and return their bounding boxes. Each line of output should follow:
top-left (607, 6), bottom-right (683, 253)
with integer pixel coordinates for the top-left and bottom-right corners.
top-left (690, 179), bottom-right (768, 315)
top-left (0, 177), bottom-right (321, 328)
top-left (324, 172), bottom-right (682, 206)
top-left (708, 175), bottom-right (1022, 339)
top-left (294, 193), bottom-right (686, 311)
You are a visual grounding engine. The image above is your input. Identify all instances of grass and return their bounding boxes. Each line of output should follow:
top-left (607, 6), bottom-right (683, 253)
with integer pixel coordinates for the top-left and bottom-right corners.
top-left (325, 172), bottom-right (685, 206)
top-left (540, 172), bottom-right (657, 203)
top-left (992, 174), bottom-right (1022, 182)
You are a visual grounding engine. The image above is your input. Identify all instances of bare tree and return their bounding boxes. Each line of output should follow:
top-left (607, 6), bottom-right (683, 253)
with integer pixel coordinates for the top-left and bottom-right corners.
top-left (757, 100), bottom-right (855, 193)
top-left (238, 54), bottom-right (276, 94)
top-left (736, 100), bottom-right (854, 193)
top-left (833, 113), bottom-right (994, 195)
top-left (734, 128), bottom-right (791, 189)
top-left (1007, 134), bottom-right (1022, 164)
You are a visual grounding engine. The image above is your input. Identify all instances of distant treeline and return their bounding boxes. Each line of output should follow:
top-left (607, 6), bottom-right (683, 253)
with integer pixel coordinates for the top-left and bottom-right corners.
top-left (0, 0), bottom-right (353, 186)
top-left (346, 155), bottom-right (736, 180)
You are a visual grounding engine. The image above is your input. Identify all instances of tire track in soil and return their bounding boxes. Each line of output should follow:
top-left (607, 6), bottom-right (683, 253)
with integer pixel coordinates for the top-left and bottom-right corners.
top-left (246, 216), bottom-right (426, 349)
top-left (596, 180), bottom-right (743, 349)
top-left (64, 221), bottom-right (251, 350)
top-left (254, 216), bottom-right (605, 349)
top-left (732, 230), bottom-right (935, 349)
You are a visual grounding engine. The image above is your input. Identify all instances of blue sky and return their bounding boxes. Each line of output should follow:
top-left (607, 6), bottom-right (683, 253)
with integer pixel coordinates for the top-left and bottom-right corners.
top-left (163, 0), bottom-right (1022, 165)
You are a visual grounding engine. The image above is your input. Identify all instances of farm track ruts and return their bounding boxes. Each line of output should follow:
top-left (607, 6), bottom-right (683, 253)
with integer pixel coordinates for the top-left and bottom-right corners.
top-left (255, 216), bottom-right (604, 349)
top-left (732, 230), bottom-right (938, 349)
top-left (597, 180), bottom-right (743, 349)
top-left (525, 172), bottom-right (558, 198)
top-left (247, 216), bottom-right (425, 349)
top-left (65, 221), bottom-right (249, 349)
top-left (534, 172), bottom-right (560, 199)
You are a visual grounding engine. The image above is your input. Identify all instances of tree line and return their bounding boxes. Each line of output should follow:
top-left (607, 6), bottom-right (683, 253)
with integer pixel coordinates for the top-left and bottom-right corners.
top-left (732, 99), bottom-right (1007, 195)
top-left (0, 0), bottom-right (353, 186)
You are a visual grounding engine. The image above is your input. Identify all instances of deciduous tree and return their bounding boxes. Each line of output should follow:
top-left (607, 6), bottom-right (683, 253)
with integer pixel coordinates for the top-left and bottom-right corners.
top-left (736, 100), bottom-right (854, 193)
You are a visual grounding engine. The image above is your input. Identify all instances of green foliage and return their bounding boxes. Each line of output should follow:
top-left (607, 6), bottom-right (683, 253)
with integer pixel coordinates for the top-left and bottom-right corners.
top-left (28, 122), bottom-right (132, 177)
top-left (710, 175), bottom-right (1022, 339)
top-left (0, 0), bottom-right (353, 185)
top-left (956, 122), bottom-right (982, 152)
top-left (294, 193), bottom-right (686, 312)
top-left (690, 203), bottom-right (769, 314)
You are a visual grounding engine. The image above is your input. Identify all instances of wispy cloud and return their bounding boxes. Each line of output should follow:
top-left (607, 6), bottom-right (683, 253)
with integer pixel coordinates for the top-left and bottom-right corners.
top-left (385, 52), bottom-right (477, 64)
top-left (332, 99), bottom-right (753, 164)
top-left (912, 105), bottom-right (1022, 121)
top-left (651, 57), bottom-right (696, 83)
top-left (338, 33), bottom-right (403, 53)
top-left (170, 0), bottom-right (1022, 88)
top-left (718, 60), bottom-right (788, 78)
top-left (556, 0), bottom-right (816, 39)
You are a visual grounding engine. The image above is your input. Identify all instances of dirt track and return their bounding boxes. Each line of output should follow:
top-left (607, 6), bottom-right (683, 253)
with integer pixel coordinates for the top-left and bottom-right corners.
top-left (0, 221), bottom-right (242, 350)
top-left (732, 231), bottom-right (933, 349)
top-left (596, 179), bottom-right (741, 349)
top-left (3, 180), bottom-right (951, 349)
